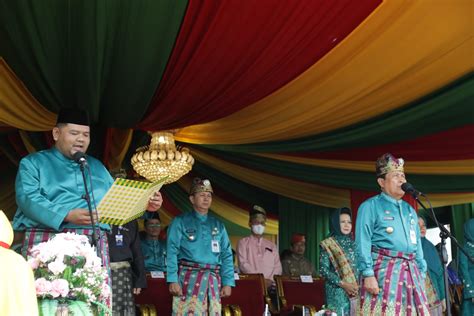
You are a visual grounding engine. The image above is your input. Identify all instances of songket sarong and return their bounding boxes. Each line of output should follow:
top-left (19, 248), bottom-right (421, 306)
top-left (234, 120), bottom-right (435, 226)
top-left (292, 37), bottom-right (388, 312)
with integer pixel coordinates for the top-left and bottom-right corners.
top-left (173, 260), bottom-right (222, 316)
top-left (111, 261), bottom-right (135, 316)
top-left (425, 273), bottom-right (443, 316)
top-left (359, 247), bottom-right (429, 316)
top-left (21, 227), bottom-right (111, 308)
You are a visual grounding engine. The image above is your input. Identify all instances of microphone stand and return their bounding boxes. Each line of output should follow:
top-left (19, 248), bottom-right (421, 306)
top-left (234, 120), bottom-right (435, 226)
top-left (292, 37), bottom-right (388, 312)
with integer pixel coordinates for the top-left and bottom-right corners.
top-left (79, 161), bottom-right (100, 257)
top-left (412, 193), bottom-right (474, 316)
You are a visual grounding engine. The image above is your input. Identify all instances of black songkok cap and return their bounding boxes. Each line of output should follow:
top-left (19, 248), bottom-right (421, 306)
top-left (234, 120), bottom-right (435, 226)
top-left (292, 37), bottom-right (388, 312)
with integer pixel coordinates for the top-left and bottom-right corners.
top-left (56, 108), bottom-right (90, 126)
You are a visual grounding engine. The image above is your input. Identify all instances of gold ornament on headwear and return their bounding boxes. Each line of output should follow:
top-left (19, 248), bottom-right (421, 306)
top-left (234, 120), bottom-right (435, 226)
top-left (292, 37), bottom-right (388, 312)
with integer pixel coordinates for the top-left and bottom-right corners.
top-left (189, 177), bottom-right (214, 195)
top-left (376, 153), bottom-right (404, 177)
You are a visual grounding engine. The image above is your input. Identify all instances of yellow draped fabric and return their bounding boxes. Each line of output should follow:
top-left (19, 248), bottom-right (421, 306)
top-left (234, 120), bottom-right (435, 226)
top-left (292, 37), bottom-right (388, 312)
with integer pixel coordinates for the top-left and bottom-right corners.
top-left (0, 58), bottom-right (55, 131)
top-left (257, 154), bottom-right (474, 175)
top-left (0, 211), bottom-right (39, 316)
top-left (192, 149), bottom-right (352, 208)
top-left (193, 149), bottom-right (473, 208)
top-left (177, 176), bottom-right (278, 235)
top-left (19, 130), bottom-right (37, 154)
top-left (106, 128), bottom-right (134, 171)
top-left (177, 0), bottom-right (474, 144)
top-left (428, 193), bottom-right (474, 209)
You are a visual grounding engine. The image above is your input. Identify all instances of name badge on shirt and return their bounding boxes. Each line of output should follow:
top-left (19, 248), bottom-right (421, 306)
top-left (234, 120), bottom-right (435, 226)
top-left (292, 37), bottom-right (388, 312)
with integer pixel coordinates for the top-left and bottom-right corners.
top-left (211, 240), bottom-right (220, 253)
top-left (115, 234), bottom-right (124, 247)
top-left (410, 228), bottom-right (417, 244)
top-left (150, 271), bottom-right (165, 279)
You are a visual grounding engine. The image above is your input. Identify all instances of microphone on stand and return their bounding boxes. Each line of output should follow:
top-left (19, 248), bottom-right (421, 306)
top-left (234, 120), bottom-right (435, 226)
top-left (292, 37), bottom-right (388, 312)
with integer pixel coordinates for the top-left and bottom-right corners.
top-left (401, 182), bottom-right (424, 198)
top-left (72, 151), bottom-right (88, 166)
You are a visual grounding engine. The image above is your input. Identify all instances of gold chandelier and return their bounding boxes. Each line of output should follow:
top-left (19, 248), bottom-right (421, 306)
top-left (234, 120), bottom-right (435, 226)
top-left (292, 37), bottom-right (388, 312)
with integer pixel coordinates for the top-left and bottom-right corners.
top-left (131, 131), bottom-right (194, 184)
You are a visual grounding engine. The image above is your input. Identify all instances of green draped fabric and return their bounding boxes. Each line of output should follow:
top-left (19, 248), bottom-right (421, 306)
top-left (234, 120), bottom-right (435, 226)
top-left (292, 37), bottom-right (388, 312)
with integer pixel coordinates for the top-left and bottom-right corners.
top-left (205, 73), bottom-right (474, 152)
top-left (199, 148), bottom-right (474, 193)
top-left (278, 196), bottom-right (332, 273)
top-left (451, 203), bottom-right (474, 259)
top-left (0, 0), bottom-right (188, 127)
top-left (193, 161), bottom-right (279, 214)
top-left (161, 183), bottom-right (249, 236)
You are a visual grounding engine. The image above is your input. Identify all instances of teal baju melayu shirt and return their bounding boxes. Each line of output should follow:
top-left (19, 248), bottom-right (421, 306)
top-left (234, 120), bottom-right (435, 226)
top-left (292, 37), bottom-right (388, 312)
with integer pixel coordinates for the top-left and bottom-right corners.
top-left (141, 238), bottom-right (167, 272)
top-left (355, 192), bottom-right (426, 277)
top-left (13, 147), bottom-right (113, 231)
top-left (166, 210), bottom-right (235, 287)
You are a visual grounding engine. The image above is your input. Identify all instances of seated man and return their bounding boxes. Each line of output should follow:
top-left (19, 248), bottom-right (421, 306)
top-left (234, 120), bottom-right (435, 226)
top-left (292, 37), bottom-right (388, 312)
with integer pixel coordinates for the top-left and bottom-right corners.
top-left (237, 205), bottom-right (282, 289)
top-left (281, 233), bottom-right (316, 277)
top-left (140, 212), bottom-right (167, 272)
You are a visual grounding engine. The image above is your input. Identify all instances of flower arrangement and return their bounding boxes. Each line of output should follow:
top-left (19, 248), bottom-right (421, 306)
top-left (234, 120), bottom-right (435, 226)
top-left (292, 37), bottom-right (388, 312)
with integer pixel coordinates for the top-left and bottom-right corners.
top-left (28, 233), bottom-right (111, 314)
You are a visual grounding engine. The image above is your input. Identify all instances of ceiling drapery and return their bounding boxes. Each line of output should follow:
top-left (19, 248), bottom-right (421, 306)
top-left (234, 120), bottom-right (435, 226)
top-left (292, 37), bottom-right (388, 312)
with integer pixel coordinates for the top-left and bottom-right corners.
top-left (0, 0), bottom-right (472, 225)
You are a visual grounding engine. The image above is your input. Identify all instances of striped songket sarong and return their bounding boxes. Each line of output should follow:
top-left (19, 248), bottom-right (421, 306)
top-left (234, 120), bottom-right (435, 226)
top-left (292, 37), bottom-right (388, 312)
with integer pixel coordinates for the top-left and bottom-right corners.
top-left (358, 247), bottom-right (430, 316)
top-left (172, 260), bottom-right (222, 316)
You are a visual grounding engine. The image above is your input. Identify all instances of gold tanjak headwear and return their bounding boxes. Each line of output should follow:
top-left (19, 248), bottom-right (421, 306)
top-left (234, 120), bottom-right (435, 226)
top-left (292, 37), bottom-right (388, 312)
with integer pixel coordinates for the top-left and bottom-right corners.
top-left (189, 177), bottom-right (213, 195)
top-left (376, 153), bottom-right (405, 177)
top-left (250, 205), bottom-right (267, 219)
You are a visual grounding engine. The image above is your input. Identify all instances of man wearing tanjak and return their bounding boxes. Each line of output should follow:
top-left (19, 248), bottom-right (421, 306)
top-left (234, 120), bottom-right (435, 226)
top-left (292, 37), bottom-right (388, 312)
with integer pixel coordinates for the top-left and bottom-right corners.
top-left (355, 153), bottom-right (429, 315)
top-left (166, 178), bottom-right (234, 315)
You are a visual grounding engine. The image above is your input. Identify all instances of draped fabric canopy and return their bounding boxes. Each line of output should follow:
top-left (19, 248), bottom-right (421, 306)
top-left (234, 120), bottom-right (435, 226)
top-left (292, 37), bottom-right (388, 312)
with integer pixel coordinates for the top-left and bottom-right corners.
top-left (0, 0), bottom-right (473, 240)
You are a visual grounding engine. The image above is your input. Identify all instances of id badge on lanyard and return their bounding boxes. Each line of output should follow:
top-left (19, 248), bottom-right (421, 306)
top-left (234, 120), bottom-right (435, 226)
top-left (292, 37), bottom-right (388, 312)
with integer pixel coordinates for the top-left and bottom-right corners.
top-left (211, 240), bottom-right (220, 253)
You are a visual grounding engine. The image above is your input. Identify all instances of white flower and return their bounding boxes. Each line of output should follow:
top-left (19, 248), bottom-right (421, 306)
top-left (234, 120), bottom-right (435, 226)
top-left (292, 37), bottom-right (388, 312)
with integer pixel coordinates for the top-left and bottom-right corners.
top-left (48, 259), bottom-right (67, 275)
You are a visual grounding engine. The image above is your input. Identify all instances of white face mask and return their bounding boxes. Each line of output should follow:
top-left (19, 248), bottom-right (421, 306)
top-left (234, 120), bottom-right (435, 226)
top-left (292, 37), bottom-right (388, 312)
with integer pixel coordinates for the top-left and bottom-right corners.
top-left (251, 224), bottom-right (265, 235)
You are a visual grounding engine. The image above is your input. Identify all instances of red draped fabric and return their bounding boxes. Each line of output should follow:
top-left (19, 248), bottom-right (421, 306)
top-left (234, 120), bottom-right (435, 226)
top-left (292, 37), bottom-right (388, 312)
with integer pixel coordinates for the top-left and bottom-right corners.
top-left (289, 125), bottom-right (474, 161)
top-left (162, 193), bottom-right (182, 217)
top-left (138, 0), bottom-right (382, 130)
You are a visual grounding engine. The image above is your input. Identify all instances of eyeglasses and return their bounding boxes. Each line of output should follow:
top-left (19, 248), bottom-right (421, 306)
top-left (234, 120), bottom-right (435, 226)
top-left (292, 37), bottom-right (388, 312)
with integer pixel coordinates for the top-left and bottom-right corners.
top-left (147, 224), bottom-right (161, 228)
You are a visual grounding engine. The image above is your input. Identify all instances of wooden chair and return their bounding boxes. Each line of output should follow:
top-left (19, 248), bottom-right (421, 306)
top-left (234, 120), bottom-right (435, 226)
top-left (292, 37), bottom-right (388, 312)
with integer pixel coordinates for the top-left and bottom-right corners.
top-left (221, 273), bottom-right (274, 315)
top-left (274, 275), bottom-right (326, 315)
top-left (135, 273), bottom-right (173, 315)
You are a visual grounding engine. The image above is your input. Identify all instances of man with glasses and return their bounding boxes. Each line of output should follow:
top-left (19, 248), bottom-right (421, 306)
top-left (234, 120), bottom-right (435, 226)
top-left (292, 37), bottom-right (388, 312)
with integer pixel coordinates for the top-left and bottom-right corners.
top-left (141, 212), bottom-right (167, 272)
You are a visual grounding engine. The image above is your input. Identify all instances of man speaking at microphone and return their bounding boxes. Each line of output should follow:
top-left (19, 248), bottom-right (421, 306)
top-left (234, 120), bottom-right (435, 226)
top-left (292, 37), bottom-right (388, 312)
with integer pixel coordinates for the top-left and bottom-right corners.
top-left (355, 153), bottom-right (429, 315)
top-left (13, 108), bottom-right (163, 268)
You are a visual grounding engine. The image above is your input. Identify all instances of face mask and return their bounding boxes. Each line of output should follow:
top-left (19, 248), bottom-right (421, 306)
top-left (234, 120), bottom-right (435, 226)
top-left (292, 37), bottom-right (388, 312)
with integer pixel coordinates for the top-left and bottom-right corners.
top-left (251, 224), bottom-right (265, 235)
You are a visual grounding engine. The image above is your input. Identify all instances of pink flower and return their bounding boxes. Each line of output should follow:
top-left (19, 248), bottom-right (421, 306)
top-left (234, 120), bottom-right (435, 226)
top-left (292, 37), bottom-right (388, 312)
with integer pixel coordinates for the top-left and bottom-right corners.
top-left (35, 278), bottom-right (52, 296)
top-left (28, 258), bottom-right (40, 270)
top-left (50, 279), bottom-right (69, 298)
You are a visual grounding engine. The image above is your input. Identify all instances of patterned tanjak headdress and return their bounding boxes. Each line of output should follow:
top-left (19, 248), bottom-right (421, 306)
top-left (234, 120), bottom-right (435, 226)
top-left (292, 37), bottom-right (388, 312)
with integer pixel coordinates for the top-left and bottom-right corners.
top-left (189, 177), bottom-right (214, 195)
top-left (250, 205), bottom-right (267, 220)
top-left (376, 153), bottom-right (405, 177)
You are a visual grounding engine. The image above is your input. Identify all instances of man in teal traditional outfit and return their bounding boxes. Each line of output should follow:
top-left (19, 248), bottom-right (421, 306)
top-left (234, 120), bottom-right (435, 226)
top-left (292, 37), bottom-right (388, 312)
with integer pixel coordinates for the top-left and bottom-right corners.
top-left (141, 212), bottom-right (167, 272)
top-left (355, 153), bottom-right (429, 315)
top-left (13, 108), bottom-right (163, 269)
top-left (167, 178), bottom-right (234, 316)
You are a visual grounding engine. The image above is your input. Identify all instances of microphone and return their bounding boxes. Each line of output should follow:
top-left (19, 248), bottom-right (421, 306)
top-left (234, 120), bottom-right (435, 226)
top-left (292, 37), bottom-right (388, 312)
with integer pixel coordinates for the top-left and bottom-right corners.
top-left (72, 151), bottom-right (87, 165)
top-left (401, 182), bottom-right (423, 197)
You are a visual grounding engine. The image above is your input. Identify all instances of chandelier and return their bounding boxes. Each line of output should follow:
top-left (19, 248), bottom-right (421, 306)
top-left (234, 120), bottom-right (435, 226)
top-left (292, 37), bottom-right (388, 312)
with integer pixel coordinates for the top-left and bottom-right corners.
top-left (131, 131), bottom-right (194, 184)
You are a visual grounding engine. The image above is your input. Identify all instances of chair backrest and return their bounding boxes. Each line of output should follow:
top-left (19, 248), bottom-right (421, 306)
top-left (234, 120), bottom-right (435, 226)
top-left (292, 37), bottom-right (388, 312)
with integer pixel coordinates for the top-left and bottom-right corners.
top-left (275, 275), bottom-right (325, 311)
top-left (221, 273), bottom-right (269, 315)
top-left (135, 274), bottom-right (173, 315)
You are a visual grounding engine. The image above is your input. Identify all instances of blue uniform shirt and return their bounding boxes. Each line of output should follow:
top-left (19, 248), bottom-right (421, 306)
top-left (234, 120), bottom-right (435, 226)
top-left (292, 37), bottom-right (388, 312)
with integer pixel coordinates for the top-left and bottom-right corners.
top-left (166, 210), bottom-right (235, 287)
top-left (13, 147), bottom-right (113, 231)
top-left (355, 192), bottom-right (426, 277)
